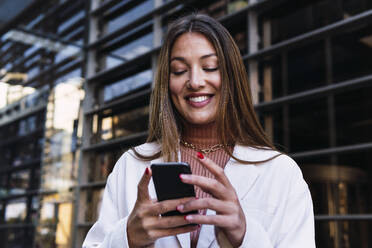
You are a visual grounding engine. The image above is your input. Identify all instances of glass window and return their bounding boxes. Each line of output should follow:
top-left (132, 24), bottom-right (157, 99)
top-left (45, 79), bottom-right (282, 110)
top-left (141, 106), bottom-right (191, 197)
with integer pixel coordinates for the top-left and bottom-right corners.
top-left (103, 32), bottom-right (153, 71)
top-left (6, 228), bottom-right (33, 248)
top-left (103, 69), bottom-right (152, 102)
top-left (58, 10), bottom-right (85, 34)
top-left (0, 174), bottom-right (7, 197)
top-left (5, 198), bottom-right (28, 223)
top-left (9, 170), bottom-right (30, 194)
top-left (299, 150), bottom-right (372, 248)
top-left (289, 98), bottom-right (329, 152)
top-left (335, 86), bottom-right (372, 146)
top-left (88, 149), bottom-right (123, 183)
top-left (332, 22), bottom-right (372, 82)
top-left (106, 0), bottom-right (154, 34)
top-left (261, 0), bottom-right (372, 45)
top-left (84, 188), bottom-right (105, 223)
top-left (92, 105), bottom-right (149, 144)
top-left (287, 41), bottom-right (326, 94)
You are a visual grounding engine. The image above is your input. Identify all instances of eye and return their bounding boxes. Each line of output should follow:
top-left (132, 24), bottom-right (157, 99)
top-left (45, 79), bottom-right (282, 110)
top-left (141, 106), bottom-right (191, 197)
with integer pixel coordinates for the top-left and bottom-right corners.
top-left (172, 70), bottom-right (187, 76)
top-left (203, 67), bottom-right (218, 72)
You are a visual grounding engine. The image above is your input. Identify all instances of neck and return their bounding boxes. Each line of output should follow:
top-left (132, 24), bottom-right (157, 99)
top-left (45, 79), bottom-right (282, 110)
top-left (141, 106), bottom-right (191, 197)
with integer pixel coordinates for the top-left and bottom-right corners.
top-left (182, 122), bottom-right (219, 147)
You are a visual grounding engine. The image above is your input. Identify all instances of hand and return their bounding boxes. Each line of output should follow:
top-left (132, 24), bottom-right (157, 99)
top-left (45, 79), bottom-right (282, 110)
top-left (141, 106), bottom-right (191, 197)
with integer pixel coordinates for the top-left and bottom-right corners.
top-left (177, 154), bottom-right (246, 247)
top-left (127, 167), bottom-right (199, 248)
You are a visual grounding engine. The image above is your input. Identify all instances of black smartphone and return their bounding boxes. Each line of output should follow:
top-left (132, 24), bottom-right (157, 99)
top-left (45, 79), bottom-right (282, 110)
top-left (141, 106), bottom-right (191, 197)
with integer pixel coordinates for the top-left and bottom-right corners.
top-left (151, 162), bottom-right (198, 216)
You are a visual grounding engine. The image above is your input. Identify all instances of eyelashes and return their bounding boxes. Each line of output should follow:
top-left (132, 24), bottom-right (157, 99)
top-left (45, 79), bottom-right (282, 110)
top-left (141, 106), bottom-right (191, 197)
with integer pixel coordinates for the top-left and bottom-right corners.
top-left (171, 67), bottom-right (219, 76)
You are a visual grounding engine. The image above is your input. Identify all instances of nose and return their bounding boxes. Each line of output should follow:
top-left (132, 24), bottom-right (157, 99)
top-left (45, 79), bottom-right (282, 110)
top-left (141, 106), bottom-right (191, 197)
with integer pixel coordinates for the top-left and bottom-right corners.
top-left (187, 67), bottom-right (205, 89)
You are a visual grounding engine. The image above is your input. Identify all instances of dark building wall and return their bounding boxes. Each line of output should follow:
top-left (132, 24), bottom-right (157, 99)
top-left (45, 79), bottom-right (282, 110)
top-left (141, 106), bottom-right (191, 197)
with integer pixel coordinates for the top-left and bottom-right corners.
top-left (0, 0), bottom-right (371, 247)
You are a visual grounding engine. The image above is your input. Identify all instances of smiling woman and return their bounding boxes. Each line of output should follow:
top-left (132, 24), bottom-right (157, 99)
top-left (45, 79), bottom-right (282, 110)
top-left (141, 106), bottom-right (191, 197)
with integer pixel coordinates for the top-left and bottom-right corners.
top-left (169, 32), bottom-right (221, 125)
top-left (83, 13), bottom-right (316, 248)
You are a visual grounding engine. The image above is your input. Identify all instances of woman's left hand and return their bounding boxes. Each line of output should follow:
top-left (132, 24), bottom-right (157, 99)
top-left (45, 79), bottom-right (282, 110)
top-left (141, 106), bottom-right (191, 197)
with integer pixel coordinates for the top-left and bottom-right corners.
top-left (177, 153), bottom-right (246, 247)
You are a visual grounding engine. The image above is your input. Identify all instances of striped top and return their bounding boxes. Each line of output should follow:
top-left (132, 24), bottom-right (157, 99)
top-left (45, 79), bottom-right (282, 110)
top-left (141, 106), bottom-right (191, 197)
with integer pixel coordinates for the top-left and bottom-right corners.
top-left (180, 122), bottom-right (231, 248)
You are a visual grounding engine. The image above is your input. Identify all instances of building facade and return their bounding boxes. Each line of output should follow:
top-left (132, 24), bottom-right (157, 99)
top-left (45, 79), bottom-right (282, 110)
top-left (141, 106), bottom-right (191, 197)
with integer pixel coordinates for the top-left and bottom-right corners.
top-left (0, 0), bottom-right (371, 247)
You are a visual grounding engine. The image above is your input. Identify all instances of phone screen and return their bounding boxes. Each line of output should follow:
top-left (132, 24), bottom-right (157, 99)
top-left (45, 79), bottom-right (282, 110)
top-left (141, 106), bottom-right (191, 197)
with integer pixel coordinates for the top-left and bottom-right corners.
top-left (151, 162), bottom-right (197, 216)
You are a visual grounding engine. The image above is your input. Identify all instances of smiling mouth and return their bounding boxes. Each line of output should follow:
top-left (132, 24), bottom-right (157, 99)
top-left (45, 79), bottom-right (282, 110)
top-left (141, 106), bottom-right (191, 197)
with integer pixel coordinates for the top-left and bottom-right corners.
top-left (188, 95), bottom-right (211, 103)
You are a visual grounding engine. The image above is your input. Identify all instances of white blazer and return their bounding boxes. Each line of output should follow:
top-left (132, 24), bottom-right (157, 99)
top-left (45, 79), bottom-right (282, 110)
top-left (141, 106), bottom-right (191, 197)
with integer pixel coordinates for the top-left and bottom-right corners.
top-left (83, 143), bottom-right (315, 248)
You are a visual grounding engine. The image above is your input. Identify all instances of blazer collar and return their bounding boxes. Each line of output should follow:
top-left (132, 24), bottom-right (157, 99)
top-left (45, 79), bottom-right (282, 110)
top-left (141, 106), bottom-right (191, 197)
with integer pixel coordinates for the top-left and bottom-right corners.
top-left (177, 144), bottom-right (261, 248)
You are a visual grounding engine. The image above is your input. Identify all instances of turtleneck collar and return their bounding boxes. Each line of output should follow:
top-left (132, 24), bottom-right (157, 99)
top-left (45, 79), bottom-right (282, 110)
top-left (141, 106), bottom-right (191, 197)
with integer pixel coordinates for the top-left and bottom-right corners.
top-left (181, 122), bottom-right (219, 148)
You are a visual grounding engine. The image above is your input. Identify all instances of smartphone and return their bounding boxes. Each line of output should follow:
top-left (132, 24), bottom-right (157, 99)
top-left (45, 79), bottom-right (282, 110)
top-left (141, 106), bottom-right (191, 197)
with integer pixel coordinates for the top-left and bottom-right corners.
top-left (151, 162), bottom-right (198, 216)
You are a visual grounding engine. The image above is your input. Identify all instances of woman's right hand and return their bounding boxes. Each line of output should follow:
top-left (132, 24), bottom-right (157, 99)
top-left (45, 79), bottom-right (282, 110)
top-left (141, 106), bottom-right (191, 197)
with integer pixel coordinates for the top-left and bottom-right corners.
top-left (127, 167), bottom-right (199, 248)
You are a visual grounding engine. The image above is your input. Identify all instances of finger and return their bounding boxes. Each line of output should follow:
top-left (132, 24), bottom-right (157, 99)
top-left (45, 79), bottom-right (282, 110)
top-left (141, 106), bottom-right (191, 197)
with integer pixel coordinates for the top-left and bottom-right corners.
top-left (148, 224), bottom-right (199, 240)
top-left (184, 214), bottom-right (234, 228)
top-left (177, 198), bottom-right (234, 214)
top-left (145, 215), bottom-right (190, 229)
top-left (197, 154), bottom-right (232, 188)
top-left (137, 167), bottom-right (152, 201)
top-left (151, 197), bottom-right (196, 215)
top-left (180, 174), bottom-right (228, 199)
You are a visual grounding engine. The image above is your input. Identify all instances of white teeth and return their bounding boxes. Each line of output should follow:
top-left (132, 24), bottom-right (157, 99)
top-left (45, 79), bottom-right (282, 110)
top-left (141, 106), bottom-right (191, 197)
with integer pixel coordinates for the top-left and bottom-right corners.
top-left (188, 95), bottom-right (209, 102)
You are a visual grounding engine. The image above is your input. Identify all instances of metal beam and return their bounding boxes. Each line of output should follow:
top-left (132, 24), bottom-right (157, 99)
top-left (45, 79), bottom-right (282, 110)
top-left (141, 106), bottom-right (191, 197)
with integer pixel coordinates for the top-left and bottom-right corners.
top-left (255, 73), bottom-right (372, 111)
top-left (243, 9), bottom-right (372, 62)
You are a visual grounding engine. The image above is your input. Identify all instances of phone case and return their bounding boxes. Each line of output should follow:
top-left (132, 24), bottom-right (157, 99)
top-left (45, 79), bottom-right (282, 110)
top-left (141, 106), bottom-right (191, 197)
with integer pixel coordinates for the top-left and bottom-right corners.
top-left (151, 162), bottom-right (197, 216)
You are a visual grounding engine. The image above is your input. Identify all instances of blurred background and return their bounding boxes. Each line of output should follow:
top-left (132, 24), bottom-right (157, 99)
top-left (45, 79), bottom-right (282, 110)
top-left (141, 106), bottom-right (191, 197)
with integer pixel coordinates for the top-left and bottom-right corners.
top-left (0, 0), bottom-right (371, 247)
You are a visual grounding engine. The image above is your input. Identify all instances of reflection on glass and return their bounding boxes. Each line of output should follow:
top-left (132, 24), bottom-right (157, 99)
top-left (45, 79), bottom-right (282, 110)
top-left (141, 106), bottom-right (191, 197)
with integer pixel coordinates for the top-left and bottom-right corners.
top-left (42, 80), bottom-right (84, 192)
top-left (36, 194), bottom-right (73, 248)
top-left (0, 174), bottom-right (7, 197)
top-left (103, 69), bottom-right (151, 102)
top-left (3, 29), bottom-right (82, 63)
top-left (5, 198), bottom-right (27, 223)
top-left (93, 105), bottom-right (149, 144)
top-left (84, 189), bottom-right (105, 223)
top-left (58, 10), bottom-right (84, 33)
top-left (107, 0), bottom-right (154, 34)
top-left (88, 149), bottom-right (123, 182)
top-left (6, 228), bottom-right (32, 248)
top-left (302, 164), bottom-right (372, 248)
top-left (227, 0), bottom-right (247, 14)
top-left (9, 170), bottom-right (29, 194)
top-left (201, 0), bottom-right (228, 19)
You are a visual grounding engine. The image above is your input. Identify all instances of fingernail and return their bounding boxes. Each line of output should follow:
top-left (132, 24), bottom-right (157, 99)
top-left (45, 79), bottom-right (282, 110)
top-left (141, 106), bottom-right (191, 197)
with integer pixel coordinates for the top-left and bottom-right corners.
top-left (184, 215), bottom-right (192, 221)
top-left (179, 174), bottom-right (190, 181)
top-left (145, 167), bottom-right (149, 175)
top-left (195, 197), bottom-right (199, 200)
top-left (177, 205), bottom-right (184, 211)
top-left (197, 152), bottom-right (204, 159)
top-left (198, 224), bottom-right (201, 229)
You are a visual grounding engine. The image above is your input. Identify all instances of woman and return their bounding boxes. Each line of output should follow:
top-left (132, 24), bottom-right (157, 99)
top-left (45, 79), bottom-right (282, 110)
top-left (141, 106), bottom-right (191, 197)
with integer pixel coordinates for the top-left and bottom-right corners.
top-left (83, 14), bottom-right (315, 248)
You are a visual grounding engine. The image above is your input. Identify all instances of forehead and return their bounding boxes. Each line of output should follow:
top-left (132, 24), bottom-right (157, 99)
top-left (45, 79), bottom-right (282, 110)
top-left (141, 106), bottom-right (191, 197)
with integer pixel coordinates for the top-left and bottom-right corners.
top-left (170, 32), bottom-right (216, 57)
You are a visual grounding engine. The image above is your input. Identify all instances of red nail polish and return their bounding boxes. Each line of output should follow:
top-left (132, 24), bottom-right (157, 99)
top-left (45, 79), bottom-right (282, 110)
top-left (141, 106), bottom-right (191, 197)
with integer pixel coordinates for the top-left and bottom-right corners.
top-left (145, 167), bottom-right (149, 175)
top-left (197, 152), bottom-right (204, 159)
top-left (184, 215), bottom-right (188, 221)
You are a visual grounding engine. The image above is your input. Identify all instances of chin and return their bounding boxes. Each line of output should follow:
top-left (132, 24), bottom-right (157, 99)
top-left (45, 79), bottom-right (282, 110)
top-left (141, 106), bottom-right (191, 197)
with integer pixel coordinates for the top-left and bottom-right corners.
top-left (186, 117), bottom-right (215, 125)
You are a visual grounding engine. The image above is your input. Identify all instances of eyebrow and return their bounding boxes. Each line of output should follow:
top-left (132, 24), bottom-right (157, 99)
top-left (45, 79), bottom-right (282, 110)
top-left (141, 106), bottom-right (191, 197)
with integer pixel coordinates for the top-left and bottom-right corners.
top-left (170, 53), bottom-right (217, 63)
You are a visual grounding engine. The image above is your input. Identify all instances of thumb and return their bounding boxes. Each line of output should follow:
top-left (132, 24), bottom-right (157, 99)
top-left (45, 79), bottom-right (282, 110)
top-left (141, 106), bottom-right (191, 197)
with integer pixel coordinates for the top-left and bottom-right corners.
top-left (137, 167), bottom-right (152, 201)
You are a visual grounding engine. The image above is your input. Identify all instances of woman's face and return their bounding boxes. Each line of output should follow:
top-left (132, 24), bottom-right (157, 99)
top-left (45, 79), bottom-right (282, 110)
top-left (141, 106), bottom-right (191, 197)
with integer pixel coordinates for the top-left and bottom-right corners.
top-left (169, 32), bottom-right (221, 125)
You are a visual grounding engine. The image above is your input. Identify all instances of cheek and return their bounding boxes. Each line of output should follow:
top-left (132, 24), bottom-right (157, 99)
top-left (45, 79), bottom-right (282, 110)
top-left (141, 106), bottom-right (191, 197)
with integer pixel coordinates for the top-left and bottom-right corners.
top-left (169, 79), bottom-right (183, 99)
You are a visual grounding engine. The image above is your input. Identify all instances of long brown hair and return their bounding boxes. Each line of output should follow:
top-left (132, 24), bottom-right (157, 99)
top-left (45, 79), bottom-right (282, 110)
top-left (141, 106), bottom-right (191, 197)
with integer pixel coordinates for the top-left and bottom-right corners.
top-left (133, 13), bottom-right (280, 163)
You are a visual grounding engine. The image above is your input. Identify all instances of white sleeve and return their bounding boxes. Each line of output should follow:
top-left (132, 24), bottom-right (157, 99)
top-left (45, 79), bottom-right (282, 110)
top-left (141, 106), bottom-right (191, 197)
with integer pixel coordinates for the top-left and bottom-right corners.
top-left (82, 155), bottom-right (131, 248)
top-left (239, 163), bottom-right (315, 248)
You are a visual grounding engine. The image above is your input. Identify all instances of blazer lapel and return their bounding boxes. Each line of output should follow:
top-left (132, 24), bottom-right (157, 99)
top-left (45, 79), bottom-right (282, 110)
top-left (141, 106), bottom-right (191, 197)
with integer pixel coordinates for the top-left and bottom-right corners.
top-left (197, 145), bottom-right (261, 248)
